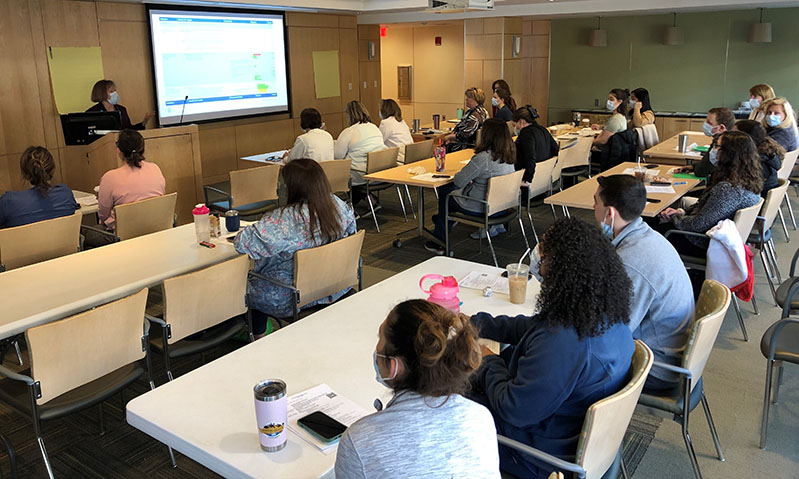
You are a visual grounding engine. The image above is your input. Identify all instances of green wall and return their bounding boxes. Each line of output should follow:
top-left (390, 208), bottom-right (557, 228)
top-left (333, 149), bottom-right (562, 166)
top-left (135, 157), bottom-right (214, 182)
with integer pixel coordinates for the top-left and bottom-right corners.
top-left (548, 8), bottom-right (799, 124)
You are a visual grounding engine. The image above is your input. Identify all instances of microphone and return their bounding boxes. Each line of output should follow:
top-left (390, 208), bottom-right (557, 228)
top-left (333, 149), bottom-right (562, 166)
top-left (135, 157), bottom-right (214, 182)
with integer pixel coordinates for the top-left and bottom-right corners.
top-left (179, 95), bottom-right (189, 125)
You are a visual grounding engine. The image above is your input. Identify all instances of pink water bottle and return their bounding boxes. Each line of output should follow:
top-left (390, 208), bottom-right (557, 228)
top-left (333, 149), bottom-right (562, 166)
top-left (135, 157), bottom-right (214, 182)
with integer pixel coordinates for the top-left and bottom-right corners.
top-left (420, 274), bottom-right (460, 313)
top-left (192, 203), bottom-right (211, 243)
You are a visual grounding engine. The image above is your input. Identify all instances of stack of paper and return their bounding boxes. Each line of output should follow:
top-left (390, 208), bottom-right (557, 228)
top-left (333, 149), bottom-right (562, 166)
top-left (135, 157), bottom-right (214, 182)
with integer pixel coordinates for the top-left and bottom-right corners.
top-left (76, 195), bottom-right (98, 207)
top-left (286, 384), bottom-right (370, 454)
top-left (411, 173), bottom-right (451, 182)
top-left (459, 271), bottom-right (510, 295)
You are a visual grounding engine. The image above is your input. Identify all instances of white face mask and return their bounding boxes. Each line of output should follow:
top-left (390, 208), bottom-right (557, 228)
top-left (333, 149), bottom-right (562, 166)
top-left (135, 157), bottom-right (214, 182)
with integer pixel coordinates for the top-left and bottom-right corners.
top-left (530, 244), bottom-right (543, 283)
top-left (373, 350), bottom-right (397, 388)
top-left (108, 91), bottom-right (120, 105)
top-left (606, 99), bottom-right (617, 111)
top-left (491, 97), bottom-right (499, 107)
top-left (513, 127), bottom-right (521, 136)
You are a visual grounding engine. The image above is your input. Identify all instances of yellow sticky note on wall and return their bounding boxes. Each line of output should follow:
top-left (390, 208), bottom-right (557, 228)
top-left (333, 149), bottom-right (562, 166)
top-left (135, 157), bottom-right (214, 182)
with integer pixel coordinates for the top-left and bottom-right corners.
top-left (312, 50), bottom-right (340, 99)
top-left (47, 47), bottom-right (105, 114)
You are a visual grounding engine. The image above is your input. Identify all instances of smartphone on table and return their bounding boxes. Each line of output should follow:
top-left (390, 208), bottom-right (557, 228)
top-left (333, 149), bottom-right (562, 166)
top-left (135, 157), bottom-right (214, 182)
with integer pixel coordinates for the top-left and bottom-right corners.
top-left (297, 411), bottom-right (347, 443)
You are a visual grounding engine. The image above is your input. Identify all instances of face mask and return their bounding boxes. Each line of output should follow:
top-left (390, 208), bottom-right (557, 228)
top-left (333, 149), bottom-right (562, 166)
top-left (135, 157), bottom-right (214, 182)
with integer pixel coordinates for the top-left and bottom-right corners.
top-left (767, 114), bottom-right (782, 127)
top-left (108, 91), bottom-right (120, 105)
top-left (513, 127), bottom-right (521, 136)
top-left (702, 121), bottom-right (714, 137)
top-left (749, 98), bottom-right (761, 109)
top-left (491, 97), bottom-right (499, 107)
top-left (628, 99), bottom-right (636, 108)
top-left (601, 211), bottom-right (614, 239)
top-left (606, 99), bottom-right (616, 111)
top-left (709, 148), bottom-right (719, 165)
top-left (373, 350), bottom-right (397, 388)
top-left (530, 245), bottom-right (544, 283)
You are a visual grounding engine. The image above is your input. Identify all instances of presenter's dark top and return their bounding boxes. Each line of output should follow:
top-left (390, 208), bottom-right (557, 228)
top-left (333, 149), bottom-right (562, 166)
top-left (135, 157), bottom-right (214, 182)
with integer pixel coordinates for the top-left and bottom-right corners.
top-left (85, 103), bottom-right (145, 130)
top-left (0, 184), bottom-right (79, 229)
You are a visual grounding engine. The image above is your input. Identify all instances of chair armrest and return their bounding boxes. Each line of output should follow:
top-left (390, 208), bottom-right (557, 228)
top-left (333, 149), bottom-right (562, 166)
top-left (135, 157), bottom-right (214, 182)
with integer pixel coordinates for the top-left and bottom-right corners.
top-left (80, 224), bottom-right (118, 241)
top-left (248, 271), bottom-right (296, 292)
top-left (145, 314), bottom-right (167, 326)
top-left (651, 361), bottom-right (692, 379)
top-left (780, 277), bottom-right (799, 319)
top-left (790, 245), bottom-right (799, 277)
top-left (0, 364), bottom-right (34, 385)
top-left (446, 193), bottom-right (489, 208)
top-left (663, 229), bottom-right (707, 240)
top-left (497, 436), bottom-right (586, 476)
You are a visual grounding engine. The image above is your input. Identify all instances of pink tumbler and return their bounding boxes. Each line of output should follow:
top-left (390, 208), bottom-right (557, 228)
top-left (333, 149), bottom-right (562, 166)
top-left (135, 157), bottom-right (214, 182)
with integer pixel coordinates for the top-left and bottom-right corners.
top-left (420, 274), bottom-right (461, 313)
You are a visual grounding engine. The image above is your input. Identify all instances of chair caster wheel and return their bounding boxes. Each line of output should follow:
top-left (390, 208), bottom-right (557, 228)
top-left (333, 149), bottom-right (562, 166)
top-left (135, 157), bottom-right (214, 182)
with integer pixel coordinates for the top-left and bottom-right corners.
top-left (448, 250), bottom-right (455, 257)
top-left (393, 239), bottom-right (402, 248)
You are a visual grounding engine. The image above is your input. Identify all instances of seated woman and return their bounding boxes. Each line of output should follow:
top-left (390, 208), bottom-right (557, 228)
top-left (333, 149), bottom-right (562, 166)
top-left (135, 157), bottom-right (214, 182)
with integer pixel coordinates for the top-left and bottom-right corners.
top-left (283, 108), bottom-right (334, 163)
top-left (378, 99), bottom-right (413, 164)
top-left (335, 101), bottom-right (385, 205)
top-left (762, 97), bottom-right (798, 152)
top-left (657, 131), bottom-right (762, 257)
top-left (629, 87), bottom-right (655, 127)
top-left (234, 159), bottom-right (357, 337)
top-left (85, 129), bottom-right (165, 247)
top-left (512, 105), bottom-right (559, 186)
top-left (442, 87), bottom-right (489, 153)
top-left (335, 300), bottom-right (500, 479)
top-left (469, 218), bottom-right (634, 478)
top-left (491, 79), bottom-right (517, 114)
top-left (86, 79), bottom-right (152, 130)
top-left (747, 83), bottom-right (776, 122)
top-left (592, 88), bottom-right (629, 148)
top-left (0, 146), bottom-right (78, 228)
top-left (734, 119), bottom-right (785, 197)
top-left (425, 118), bottom-right (515, 254)
top-left (492, 88), bottom-right (513, 122)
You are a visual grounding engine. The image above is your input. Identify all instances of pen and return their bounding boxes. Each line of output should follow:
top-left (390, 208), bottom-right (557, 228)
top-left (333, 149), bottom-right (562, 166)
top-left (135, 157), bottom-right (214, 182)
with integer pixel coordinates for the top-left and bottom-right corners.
top-left (673, 181), bottom-right (687, 186)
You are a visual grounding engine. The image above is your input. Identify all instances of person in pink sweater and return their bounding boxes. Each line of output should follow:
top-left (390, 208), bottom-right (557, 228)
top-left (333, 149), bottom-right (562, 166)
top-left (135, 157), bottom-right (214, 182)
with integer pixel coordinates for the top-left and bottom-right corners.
top-left (85, 129), bottom-right (165, 247)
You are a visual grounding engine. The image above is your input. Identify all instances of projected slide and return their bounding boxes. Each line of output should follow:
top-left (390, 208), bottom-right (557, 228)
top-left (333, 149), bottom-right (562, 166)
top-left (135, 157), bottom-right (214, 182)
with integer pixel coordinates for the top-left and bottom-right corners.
top-left (148, 8), bottom-right (289, 125)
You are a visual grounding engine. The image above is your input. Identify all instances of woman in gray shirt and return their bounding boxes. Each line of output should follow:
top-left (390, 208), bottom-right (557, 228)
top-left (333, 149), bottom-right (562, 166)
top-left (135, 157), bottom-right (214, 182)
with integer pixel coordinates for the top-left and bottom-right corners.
top-left (334, 300), bottom-right (500, 479)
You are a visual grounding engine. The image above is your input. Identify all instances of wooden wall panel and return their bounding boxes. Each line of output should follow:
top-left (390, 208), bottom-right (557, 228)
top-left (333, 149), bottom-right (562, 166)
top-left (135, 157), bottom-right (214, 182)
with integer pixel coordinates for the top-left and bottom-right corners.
top-left (57, 146), bottom-right (90, 192)
top-left (96, 1), bottom-right (145, 21)
top-left (29, 0), bottom-right (60, 151)
top-left (234, 119), bottom-right (295, 169)
top-left (465, 18), bottom-right (483, 35)
top-left (339, 28), bottom-right (359, 111)
top-left (465, 60), bottom-right (483, 90)
top-left (288, 27), bottom-right (343, 117)
top-left (532, 20), bottom-right (551, 36)
top-left (198, 126), bottom-right (237, 180)
top-left (338, 15), bottom-right (356, 29)
top-left (41, 0), bottom-right (99, 46)
top-left (483, 18), bottom-right (504, 34)
top-left (286, 12), bottom-right (339, 28)
top-left (465, 34), bottom-right (503, 61)
top-left (358, 25), bottom-right (381, 124)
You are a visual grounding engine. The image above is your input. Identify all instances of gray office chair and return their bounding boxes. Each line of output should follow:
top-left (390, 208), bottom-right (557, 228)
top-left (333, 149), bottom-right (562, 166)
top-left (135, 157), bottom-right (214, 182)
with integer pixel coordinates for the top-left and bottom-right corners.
top-left (759, 317), bottom-right (799, 449)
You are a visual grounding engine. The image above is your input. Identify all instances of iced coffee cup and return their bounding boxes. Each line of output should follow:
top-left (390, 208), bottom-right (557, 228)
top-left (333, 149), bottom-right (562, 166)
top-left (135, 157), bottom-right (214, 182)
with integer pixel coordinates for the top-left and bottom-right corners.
top-left (506, 263), bottom-right (530, 305)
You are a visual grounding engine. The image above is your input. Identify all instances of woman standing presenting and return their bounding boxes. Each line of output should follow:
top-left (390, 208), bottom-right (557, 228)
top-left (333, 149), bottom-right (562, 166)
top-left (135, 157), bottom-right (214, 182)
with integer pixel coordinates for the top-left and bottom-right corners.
top-left (86, 79), bottom-right (153, 130)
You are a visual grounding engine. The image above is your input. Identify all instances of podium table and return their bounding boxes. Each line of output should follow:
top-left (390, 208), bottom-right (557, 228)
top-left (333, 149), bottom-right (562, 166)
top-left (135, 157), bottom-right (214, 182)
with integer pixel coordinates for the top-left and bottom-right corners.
top-left (85, 125), bottom-right (204, 224)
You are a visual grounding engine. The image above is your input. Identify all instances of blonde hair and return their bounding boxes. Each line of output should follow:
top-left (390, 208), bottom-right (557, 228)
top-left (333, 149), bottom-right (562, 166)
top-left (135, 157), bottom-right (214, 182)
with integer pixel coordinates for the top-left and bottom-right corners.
top-left (763, 97), bottom-right (798, 133)
top-left (750, 84), bottom-right (775, 102)
top-left (464, 87), bottom-right (485, 106)
top-left (345, 101), bottom-right (371, 126)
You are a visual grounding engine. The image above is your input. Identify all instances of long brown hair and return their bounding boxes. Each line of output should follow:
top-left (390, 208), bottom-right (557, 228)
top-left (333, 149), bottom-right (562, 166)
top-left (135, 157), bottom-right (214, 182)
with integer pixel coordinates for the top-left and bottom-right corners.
top-left (116, 129), bottom-right (145, 168)
top-left (379, 99), bottom-right (402, 121)
top-left (735, 119), bottom-right (785, 160)
top-left (281, 159), bottom-right (344, 242)
top-left (383, 300), bottom-right (481, 398)
top-left (20, 146), bottom-right (56, 196)
top-left (713, 131), bottom-right (764, 194)
top-left (475, 118), bottom-right (515, 164)
top-left (345, 101), bottom-right (371, 125)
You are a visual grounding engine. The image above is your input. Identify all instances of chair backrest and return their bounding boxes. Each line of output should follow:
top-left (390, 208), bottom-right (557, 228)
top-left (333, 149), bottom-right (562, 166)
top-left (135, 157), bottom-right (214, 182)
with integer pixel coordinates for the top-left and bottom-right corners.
top-left (761, 179), bottom-right (790, 231)
top-left (732, 197), bottom-right (765, 240)
top-left (575, 340), bottom-right (654, 479)
top-left (0, 211), bottom-right (81, 270)
top-left (634, 127), bottom-right (645, 155)
top-left (507, 121), bottom-right (516, 137)
top-left (527, 156), bottom-right (558, 197)
top-left (681, 280), bottom-right (731, 392)
top-left (230, 164), bottom-right (280, 207)
top-left (319, 159), bottom-right (352, 196)
top-left (485, 170), bottom-right (525, 215)
top-left (366, 147), bottom-right (400, 174)
top-left (25, 288), bottom-right (148, 405)
top-left (294, 230), bottom-right (365, 308)
top-left (163, 255), bottom-right (251, 344)
top-left (475, 128), bottom-right (482, 146)
top-left (642, 124), bottom-right (660, 149)
top-left (404, 140), bottom-right (434, 164)
top-left (114, 192), bottom-right (177, 241)
top-left (777, 149), bottom-right (799, 181)
top-left (558, 136), bottom-right (593, 169)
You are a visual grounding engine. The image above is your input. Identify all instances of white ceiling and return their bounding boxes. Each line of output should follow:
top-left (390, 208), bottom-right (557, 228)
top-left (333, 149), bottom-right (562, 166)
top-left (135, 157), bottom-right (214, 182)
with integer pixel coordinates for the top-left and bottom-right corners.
top-left (139, 0), bottom-right (799, 22)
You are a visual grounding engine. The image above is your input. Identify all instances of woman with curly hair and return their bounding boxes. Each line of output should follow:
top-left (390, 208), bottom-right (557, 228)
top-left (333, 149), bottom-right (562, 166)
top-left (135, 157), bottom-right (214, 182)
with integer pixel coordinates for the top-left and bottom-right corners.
top-left (734, 119), bottom-right (785, 196)
top-left (336, 300), bottom-right (500, 478)
top-left (469, 217), bottom-right (635, 478)
top-left (658, 131), bottom-right (763, 257)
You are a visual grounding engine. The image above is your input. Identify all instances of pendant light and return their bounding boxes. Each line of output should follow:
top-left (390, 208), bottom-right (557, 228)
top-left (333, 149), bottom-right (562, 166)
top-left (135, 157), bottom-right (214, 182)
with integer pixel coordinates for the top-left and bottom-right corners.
top-left (589, 16), bottom-right (607, 47)
top-left (664, 13), bottom-right (684, 46)
top-left (748, 8), bottom-right (772, 43)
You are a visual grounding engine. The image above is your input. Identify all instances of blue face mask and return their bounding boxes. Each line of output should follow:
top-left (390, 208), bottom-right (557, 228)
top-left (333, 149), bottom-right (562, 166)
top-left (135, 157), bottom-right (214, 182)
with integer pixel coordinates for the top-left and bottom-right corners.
top-left (530, 245), bottom-right (544, 283)
top-left (373, 351), bottom-right (396, 388)
top-left (702, 121), bottom-right (714, 137)
top-left (601, 212), bottom-right (614, 239)
top-left (767, 114), bottom-right (782, 127)
top-left (709, 148), bottom-right (719, 165)
top-left (606, 99), bottom-right (616, 111)
top-left (749, 98), bottom-right (761, 109)
top-left (491, 97), bottom-right (499, 107)
top-left (108, 91), bottom-right (120, 105)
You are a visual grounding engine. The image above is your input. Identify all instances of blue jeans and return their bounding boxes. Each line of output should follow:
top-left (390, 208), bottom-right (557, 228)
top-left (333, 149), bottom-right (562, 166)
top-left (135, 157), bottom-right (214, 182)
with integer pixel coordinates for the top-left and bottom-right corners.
top-left (431, 183), bottom-right (483, 242)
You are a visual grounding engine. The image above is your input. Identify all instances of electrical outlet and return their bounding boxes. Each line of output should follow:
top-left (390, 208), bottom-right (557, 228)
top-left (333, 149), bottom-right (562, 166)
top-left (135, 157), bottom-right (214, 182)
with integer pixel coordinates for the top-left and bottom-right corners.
top-left (363, 81), bottom-right (367, 89)
top-left (594, 98), bottom-right (599, 107)
top-left (373, 80), bottom-right (378, 88)
top-left (348, 82), bottom-right (352, 91)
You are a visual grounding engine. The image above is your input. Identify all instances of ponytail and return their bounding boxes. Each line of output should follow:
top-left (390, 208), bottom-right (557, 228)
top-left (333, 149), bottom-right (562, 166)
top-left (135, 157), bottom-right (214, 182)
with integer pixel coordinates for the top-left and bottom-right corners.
top-left (20, 146), bottom-right (55, 196)
top-left (611, 88), bottom-right (630, 117)
top-left (116, 129), bottom-right (146, 168)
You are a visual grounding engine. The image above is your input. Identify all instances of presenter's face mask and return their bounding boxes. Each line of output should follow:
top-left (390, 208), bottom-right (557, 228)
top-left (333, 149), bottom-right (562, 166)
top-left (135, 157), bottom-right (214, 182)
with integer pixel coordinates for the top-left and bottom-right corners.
top-left (108, 91), bottom-right (120, 105)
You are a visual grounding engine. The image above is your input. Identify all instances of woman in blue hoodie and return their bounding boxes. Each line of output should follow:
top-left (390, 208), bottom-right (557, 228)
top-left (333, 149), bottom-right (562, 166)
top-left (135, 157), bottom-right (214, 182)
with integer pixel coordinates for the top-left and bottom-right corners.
top-left (470, 217), bottom-right (635, 478)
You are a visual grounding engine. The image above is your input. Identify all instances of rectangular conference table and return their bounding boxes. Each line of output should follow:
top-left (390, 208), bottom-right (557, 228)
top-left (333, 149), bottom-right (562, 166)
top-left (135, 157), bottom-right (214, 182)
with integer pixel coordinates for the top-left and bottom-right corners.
top-left (363, 148), bottom-right (474, 246)
top-left (0, 223), bottom-right (243, 340)
top-left (643, 131), bottom-right (711, 165)
top-left (545, 162), bottom-right (702, 217)
top-left (126, 256), bottom-right (539, 479)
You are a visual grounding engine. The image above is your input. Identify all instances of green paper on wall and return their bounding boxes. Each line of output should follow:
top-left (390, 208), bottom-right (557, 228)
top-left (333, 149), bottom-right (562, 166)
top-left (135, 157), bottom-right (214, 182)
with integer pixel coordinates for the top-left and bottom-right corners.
top-left (312, 50), bottom-right (340, 99)
top-left (47, 47), bottom-right (105, 114)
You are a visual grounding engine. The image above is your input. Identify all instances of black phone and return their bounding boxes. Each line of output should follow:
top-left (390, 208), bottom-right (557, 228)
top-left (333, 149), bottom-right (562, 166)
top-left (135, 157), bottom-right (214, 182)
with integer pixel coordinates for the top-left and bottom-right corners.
top-left (645, 164), bottom-right (660, 169)
top-left (297, 411), bottom-right (347, 443)
top-left (646, 198), bottom-right (662, 203)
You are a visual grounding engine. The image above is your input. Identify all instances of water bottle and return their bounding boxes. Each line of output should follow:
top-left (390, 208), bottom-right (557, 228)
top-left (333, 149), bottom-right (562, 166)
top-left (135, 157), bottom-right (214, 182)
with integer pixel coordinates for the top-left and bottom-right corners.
top-left (192, 204), bottom-right (211, 243)
top-left (419, 274), bottom-right (461, 313)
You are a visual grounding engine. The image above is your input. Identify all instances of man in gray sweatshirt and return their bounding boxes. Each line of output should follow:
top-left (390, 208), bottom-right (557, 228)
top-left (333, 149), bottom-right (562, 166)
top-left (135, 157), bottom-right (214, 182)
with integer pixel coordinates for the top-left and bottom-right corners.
top-left (594, 175), bottom-right (695, 391)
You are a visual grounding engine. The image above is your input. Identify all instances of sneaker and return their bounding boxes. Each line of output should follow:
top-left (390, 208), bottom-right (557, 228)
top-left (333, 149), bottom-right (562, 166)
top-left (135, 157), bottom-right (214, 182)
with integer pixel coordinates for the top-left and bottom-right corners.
top-left (424, 241), bottom-right (445, 255)
top-left (470, 224), bottom-right (507, 239)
